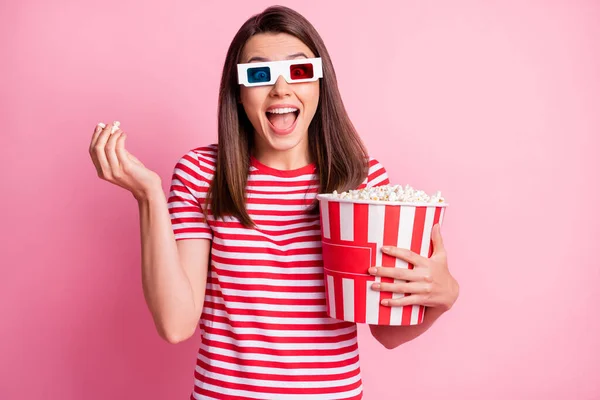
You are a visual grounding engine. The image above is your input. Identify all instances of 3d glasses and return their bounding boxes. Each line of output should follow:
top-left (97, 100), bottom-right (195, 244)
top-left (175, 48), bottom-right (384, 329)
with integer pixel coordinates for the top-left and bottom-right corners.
top-left (237, 57), bottom-right (323, 87)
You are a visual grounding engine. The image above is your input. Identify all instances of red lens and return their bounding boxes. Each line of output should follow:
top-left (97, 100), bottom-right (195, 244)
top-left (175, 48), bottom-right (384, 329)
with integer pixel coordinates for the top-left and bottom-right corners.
top-left (289, 63), bottom-right (314, 80)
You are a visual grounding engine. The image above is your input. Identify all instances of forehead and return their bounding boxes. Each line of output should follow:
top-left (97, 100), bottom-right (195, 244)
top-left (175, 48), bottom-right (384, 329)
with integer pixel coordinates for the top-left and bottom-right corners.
top-left (241, 33), bottom-right (315, 62)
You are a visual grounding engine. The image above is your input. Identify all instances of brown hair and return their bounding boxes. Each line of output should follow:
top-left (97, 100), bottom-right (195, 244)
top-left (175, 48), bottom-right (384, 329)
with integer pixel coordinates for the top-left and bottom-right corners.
top-left (208, 5), bottom-right (369, 228)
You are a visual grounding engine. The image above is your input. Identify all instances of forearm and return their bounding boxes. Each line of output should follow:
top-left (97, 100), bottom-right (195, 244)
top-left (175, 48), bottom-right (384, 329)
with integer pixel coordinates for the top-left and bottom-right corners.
top-left (369, 307), bottom-right (446, 349)
top-left (137, 187), bottom-right (197, 341)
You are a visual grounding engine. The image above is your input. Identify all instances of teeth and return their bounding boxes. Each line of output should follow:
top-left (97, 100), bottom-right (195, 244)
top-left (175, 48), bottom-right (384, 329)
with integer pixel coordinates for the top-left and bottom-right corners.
top-left (267, 107), bottom-right (298, 114)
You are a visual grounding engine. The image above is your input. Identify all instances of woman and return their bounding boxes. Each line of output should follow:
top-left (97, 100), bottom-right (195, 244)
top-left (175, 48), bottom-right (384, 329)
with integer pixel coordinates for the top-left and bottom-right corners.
top-left (89, 5), bottom-right (459, 399)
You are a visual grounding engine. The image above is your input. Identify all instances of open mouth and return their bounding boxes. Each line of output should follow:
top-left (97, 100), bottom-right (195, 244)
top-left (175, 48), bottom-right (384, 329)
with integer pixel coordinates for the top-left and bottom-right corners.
top-left (266, 108), bottom-right (300, 133)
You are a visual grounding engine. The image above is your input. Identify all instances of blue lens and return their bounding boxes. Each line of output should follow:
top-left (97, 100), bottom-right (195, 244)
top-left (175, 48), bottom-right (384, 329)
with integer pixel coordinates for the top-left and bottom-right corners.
top-left (247, 67), bottom-right (271, 84)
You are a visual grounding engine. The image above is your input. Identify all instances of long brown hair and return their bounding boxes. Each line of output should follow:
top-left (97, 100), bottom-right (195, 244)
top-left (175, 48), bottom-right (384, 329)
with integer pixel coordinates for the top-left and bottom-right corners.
top-left (208, 5), bottom-right (369, 228)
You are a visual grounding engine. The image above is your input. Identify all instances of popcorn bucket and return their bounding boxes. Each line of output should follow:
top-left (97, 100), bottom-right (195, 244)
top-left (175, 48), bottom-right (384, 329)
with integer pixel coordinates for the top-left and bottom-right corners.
top-left (316, 194), bottom-right (448, 325)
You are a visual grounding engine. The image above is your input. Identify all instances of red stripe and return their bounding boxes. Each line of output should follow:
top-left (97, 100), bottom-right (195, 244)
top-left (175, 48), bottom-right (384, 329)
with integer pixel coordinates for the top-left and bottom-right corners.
top-left (353, 277), bottom-right (367, 324)
top-left (201, 325), bottom-right (357, 344)
top-left (206, 289), bottom-right (325, 306)
top-left (402, 206), bottom-right (427, 325)
top-left (196, 357), bottom-right (360, 382)
top-left (353, 203), bottom-right (369, 242)
top-left (198, 344), bottom-right (359, 369)
top-left (324, 272), bottom-right (332, 317)
top-left (379, 205), bottom-right (400, 325)
top-left (352, 203), bottom-right (370, 323)
top-left (418, 305), bottom-right (425, 323)
top-left (200, 314), bottom-right (353, 332)
top-left (328, 201), bottom-right (341, 241)
top-left (202, 337), bottom-right (355, 357)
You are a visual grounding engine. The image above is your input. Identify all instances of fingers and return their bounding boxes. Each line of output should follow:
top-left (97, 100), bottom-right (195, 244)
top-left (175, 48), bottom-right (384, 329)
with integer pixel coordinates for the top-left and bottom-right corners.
top-left (381, 294), bottom-right (425, 307)
top-left (115, 132), bottom-right (129, 166)
top-left (90, 124), bottom-right (104, 152)
top-left (91, 122), bottom-right (113, 177)
top-left (381, 246), bottom-right (426, 267)
top-left (105, 129), bottom-right (124, 177)
top-left (368, 266), bottom-right (424, 281)
top-left (371, 280), bottom-right (432, 295)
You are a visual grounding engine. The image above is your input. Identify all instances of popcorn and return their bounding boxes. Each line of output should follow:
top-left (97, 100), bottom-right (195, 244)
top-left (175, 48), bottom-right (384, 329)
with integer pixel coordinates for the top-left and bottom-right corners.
top-left (330, 184), bottom-right (445, 203)
top-left (97, 121), bottom-right (120, 133)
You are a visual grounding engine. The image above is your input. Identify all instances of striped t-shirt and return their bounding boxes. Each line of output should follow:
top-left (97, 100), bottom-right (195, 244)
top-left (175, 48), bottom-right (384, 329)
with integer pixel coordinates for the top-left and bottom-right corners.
top-left (167, 144), bottom-right (390, 400)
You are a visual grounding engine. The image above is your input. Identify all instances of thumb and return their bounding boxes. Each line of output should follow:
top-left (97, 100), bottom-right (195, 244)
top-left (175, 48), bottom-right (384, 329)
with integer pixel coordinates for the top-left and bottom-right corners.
top-left (431, 223), bottom-right (445, 255)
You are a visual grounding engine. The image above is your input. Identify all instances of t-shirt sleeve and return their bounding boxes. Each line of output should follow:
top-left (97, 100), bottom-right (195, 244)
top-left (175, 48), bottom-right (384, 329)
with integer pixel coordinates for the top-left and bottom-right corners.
top-left (358, 157), bottom-right (391, 189)
top-left (167, 150), bottom-right (213, 241)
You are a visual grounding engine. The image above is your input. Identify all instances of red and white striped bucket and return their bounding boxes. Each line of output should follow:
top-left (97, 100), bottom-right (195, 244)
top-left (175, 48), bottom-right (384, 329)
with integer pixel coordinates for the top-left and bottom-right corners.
top-left (316, 194), bottom-right (447, 325)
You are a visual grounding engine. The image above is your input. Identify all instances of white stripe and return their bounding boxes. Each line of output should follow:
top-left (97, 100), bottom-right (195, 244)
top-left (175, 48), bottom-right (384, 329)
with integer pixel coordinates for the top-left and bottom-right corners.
top-left (246, 191), bottom-right (320, 200)
top-left (368, 173), bottom-right (388, 187)
top-left (196, 352), bottom-right (360, 376)
top-left (171, 221), bottom-right (208, 231)
top-left (202, 308), bottom-right (339, 325)
top-left (193, 379), bottom-right (363, 400)
top-left (195, 363), bottom-right (361, 389)
top-left (251, 220), bottom-right (320, 231)
top-left (174, 232), bottom-right (212, 240)
top-left (214, 227), bottom-right (321, 240)
top-left (367, 204), bottom-right (385, 267)
top-left (246, 184), bottom-right (318, 193)
top-left (365, 280), bottom-right (380, 324)
top-left (420, 206), bottom-right (436, 257)
top-left (199, 341), bottom-right (359, 363)
top-left (202, 331), bottom-right (356, 351)
top-left (247, 173), bottom-right (317, 182)
top-left (439, 206), bottom-right (446, 227)
top-left (339, 202), bottom-right (354, 241)
top-left (389, 297), bottom-right (404, 325)
top-left (342, 278), bottom-right (354, 322)
top-left (210, 249), bottom-right (322, 263)
top-left (245, 203), bottom-right (315, 212)
top-left (396, 206), bottom-right (416, 268)
top-left (204, 295), bottom-right (325, 312)
top-left (321, 199), bottom-right (330, 239)
top-left (169, 210), bottom-right (204, 219)
top-left (212, 260), bottom-right (323, 275)
top-left (209, 284), bottom-right (325, 300)
top-left (327, 274), bottom-right (336, 318)
top-left (167, 191), bottom-right (198, 204)
top-left (212, 237), bottom-right (322, 251)
top-left (410, 305), bottom-right (420, 325)
top-left (205, 320), bottom-right (357, 338)
top-left (197, 158), bottom-right (216, 173)
top-left (214, 274), bottom-right (323, 287)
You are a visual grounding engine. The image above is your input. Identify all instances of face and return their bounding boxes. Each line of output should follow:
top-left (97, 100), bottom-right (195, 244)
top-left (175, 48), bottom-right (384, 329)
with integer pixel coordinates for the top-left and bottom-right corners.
top-left (239, 33), bottom-right (320, 163)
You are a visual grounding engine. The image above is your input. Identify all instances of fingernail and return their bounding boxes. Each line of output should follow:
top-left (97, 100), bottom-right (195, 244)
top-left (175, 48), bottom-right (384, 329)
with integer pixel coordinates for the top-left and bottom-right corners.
top-left (372, 283), bottom-right (380, 290)
top-left (381, 246), bottom-right (390, 252)
top-left (368, 267), bottom-right (377, 275)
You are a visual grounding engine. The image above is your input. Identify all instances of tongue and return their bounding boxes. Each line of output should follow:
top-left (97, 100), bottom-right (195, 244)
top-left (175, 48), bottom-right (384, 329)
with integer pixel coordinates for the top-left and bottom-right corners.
top-left (267, 112), bottom-right (297, 130)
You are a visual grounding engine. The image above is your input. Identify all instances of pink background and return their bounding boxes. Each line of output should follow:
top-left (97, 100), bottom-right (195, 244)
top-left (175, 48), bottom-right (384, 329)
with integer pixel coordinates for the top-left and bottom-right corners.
top-left (2, 0), bottom-right (599, 399)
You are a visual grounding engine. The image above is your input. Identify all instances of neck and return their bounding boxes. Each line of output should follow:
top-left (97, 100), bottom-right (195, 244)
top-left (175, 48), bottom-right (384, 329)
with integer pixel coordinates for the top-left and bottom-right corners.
top-left (252, 136), bottom-right (312, 170)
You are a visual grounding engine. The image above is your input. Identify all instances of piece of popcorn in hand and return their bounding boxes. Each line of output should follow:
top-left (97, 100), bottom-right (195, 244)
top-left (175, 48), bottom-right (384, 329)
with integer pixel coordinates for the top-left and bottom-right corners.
top-left (97, 121), bottom-right (120, 133)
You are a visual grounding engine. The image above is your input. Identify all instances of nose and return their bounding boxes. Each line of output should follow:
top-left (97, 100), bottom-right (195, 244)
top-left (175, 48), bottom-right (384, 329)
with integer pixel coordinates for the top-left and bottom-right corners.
top-left (269, 75), bottom-right (292, 97)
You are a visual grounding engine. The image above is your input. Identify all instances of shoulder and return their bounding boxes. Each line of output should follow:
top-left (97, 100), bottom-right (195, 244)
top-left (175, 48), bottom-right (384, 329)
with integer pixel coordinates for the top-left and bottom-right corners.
top-left (365, 156), bottom-right (390, 188)
top-left (174, 144), bottom-right (217, 183)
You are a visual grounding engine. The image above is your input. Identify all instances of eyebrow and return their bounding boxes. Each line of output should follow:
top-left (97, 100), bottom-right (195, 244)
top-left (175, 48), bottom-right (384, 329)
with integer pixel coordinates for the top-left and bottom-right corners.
top-left (245, 52), bottom-right (309, 63)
